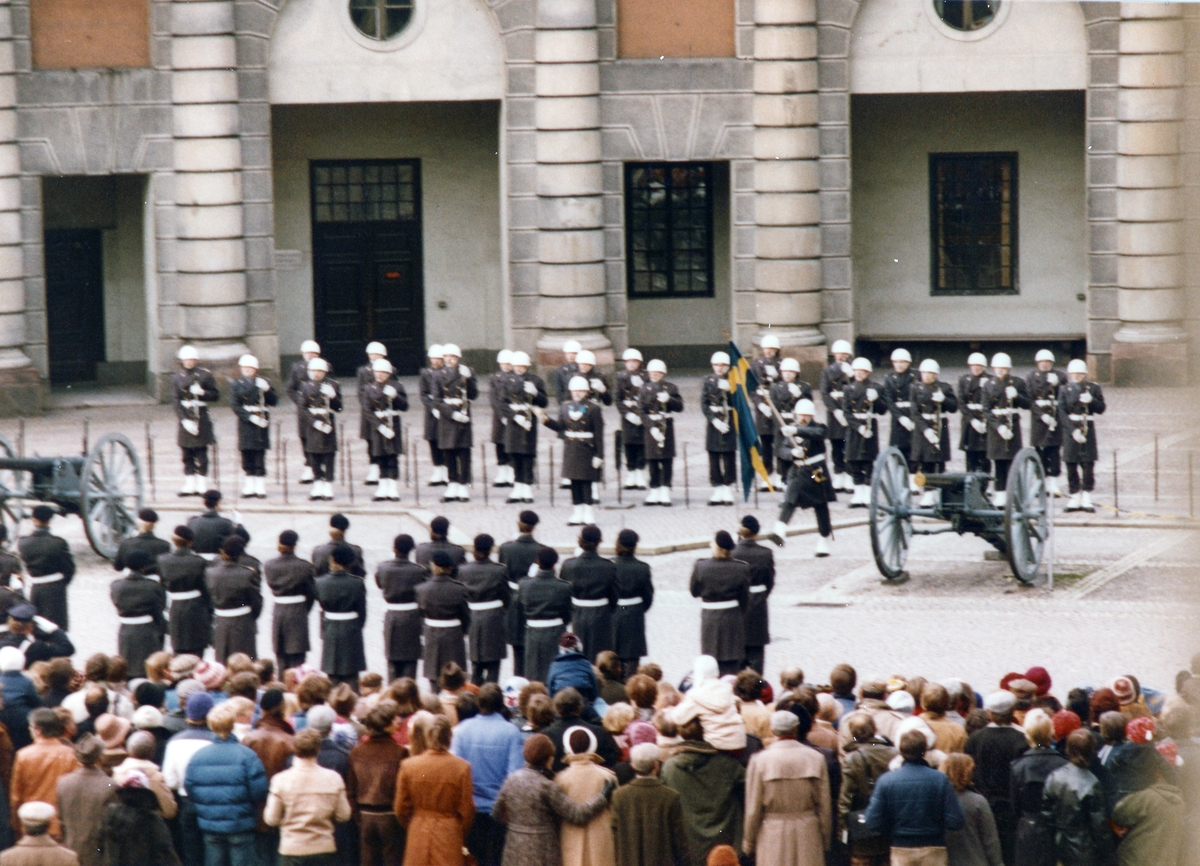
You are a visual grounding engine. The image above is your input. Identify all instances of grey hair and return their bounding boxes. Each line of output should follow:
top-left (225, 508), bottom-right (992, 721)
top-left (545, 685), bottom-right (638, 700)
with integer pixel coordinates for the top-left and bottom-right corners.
top-left (770, 709), bottom-right (800, 735)
top-left (630, 742), bottom-right (660, 774)
top-left (306, 704), bottom-right (336, 734)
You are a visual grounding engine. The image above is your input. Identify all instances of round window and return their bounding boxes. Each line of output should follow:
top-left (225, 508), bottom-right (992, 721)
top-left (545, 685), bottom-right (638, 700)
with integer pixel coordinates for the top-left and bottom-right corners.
top-left (933, 0), bottom-right (998, 32)
top-left (349, 0), bottom-right (414, 40)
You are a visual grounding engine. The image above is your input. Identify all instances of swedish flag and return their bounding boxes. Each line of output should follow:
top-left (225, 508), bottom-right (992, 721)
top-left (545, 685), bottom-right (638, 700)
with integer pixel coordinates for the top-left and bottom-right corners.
top-left (726, 340), bottom-right (773, 500)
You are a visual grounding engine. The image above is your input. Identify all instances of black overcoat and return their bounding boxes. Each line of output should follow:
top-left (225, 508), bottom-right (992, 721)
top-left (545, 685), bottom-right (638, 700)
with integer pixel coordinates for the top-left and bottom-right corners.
top-left (187, 511), bottom-right (249, 556)
top-left (543, 400), bottom-right (604, 481)
top-left (701, 373), bottom-right (736, 453)
top-left (501, 373), bottom-right (548, 456)
top-left (982, 374), bottom-right (1032, 461)
top-left (689, 557), bottom-right (750, 663)
top-left (419, 366), bottom-right (441, 442)
top-left (1058, 382), bottom-right (1105, 464)
top-left (458, 559), bottom-right (511, 663)
top-left (19, 529), bottom-right (75, 630)
top-left (638, 381), bottom-right (683, 460)
top-left (750, 356), bottom-right (781, 436)
top-left (842, 379), bottom-right (887, 464)
top-left (414, 539), bottom-right (466, 572)
top-left (518, 571), bottom-right (573, 684)
top-left (113, 532), bottom-right (171, 576)
top-left (362, 380), bottom-right (408, 458)
top-left (957, 372), bottom-right (992, 453)
top-left (375, 557), bottom-right (428, 662)
top-left (781, 424), bottom-right (835, 507)
top-left (489, 370), bottom-right (516, 446)
top-left (230, 375), bottom-right (277, 452)
top-left (317, 571), bottom-right (367, 677)
top-left (157, 547), bottom-right (212, 656)
top-left (110, 573), bottom-right (168, 677)
top-left (499, 535), bottom-right (545, 649)
top-left (206, 559), bottom-right (262, 661)
top-left (172, 367), bottom-right (219, 448)
top-left (559, 550), bottom-right (618, 661)
top-left (883, 369), bottom-right (917, 453)
top-left (1027, 368), bottom-right (1065, 449)
top-left (612, 552), bottom-right (653, 661)
top-left (733, 539), bottom-right (774, 651)
top-left (358, 364), bottom-right (401, 441)
top-left (263, 552), bottom-right (316, 657)
top-left (909, 381), bottom-right (958, 465)
top-left (432, 366), bottom-right (479, 451)
top-left (416, 573), bottom-right (471, 679)
top-left (299, 379), bottom-right (343, 454)
top-left (820, 361), bottom-right (853, 441)
top-left (614, 370), bottom-right (646, 446)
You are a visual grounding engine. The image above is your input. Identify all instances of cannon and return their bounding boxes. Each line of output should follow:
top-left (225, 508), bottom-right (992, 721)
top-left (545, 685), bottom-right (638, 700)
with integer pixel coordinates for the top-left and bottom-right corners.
top-left (868, 446), bottom-right (1049, 586)
top-left (0, 433), bottom-right (144, 560)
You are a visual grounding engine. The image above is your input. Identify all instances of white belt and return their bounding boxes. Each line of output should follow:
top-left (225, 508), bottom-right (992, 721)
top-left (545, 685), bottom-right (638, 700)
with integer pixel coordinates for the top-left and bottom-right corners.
top-left (830, 391), bottom-right (843, 399)
top-left (801, 454), bottom-right (826, 466)
top-left (443, 398), bottom-right (463, 406)
top-left (245, 406), bottom-right (267, 414)
top-left (565, 431), bottom-right (594, 440)
top-left (648, 414), bottom-right (663, 421)
top-left (894, 401), bottom-right (911, 408)
top-left (750, 585), bottom-right (769, 594)
top-left (617, 597), bottom-right (642, 606)
top-left (701, 599), bottom-right (739, 610)
top-left (921, 413), bottom-right (939, 421)
top-left (309, 407), bottom-right (330, 416)
top-left (324, 611), bottom-right (358, 621)
top-left (572, 597), bottom-right (608, 608)
top-left (168, 590), bottom-right (201, 602)
top-left (424, 618), bottom-right (461, 628)
top-left (507, 581), bottom-right (520, 591)
top-left (215, 606), bottom-right (251, 617)
top-left (386, 601), bottom-right (419, 612)
top-left (1035, 399), bottom-right (1055, 407)
top-left (181, 400), bottom-right (205, 409)
top-left (468, 599), bottom-right (503, 611)
top-left (1068, 414), bottom-right (1088, 422)
top-left (375, 410), bottom-right (402, 419)
top-left (28, 573), bottom-right (63, 585)
top-left (199, 553), bottom-right (218, 561)
top-left (967, 403), bottom-right (983, 411)
top-left (119, 615), bottom-right (154, 625)
top-left (852, 412), bottom-right (873, 420)
top-left (273, 595), bottom-right (305, 604)
top-left (527, 617), bottom-right (563, 628)
top-left (992, 408), bottom-right (1016, 416)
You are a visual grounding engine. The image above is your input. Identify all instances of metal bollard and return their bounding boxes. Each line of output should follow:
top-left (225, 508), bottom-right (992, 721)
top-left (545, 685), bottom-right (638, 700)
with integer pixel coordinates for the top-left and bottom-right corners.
top-left (1112, 449), bottom-right (1118, 517)
top-left (82, 418), bottom-right (89, 455)
top-left (346, 434), bottom-right (355, 506)
top-left (1190, 451), bottom-right (1194, 519)
top-left (480, 443), bottom-right (488, 506)
top-left (549, 444), bottom-right (555, 508)
top-left (683, 443), bottom-right (690, 508)
top-left (282, 440), bottom-right (289, 504)
top-left (413, 438), bottom-right (420, 507)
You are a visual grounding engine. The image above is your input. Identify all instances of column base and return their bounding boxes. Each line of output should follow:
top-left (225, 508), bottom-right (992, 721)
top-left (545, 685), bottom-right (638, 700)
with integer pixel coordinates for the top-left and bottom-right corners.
top-left (1111, 337), bottom-right (1189, 386)
top-left (536, 332), bottom-right (613, 371)
top-left (0, 354), bottom-right (46, 417)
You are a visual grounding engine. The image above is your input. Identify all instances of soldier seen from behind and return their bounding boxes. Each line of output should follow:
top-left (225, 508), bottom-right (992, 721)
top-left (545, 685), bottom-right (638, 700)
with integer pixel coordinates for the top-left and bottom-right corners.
top-left (263, 529), bottom-right (316, 672)
top-left (19, 504), bottom-right (75, 630)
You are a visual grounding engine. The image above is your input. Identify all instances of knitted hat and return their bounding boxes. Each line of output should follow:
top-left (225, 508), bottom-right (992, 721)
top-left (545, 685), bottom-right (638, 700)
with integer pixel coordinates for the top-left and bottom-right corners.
top-left (193, 660), bottom-right (227, 691)
top-left (626, 720), bottom-right (657, 747)
top-left (1024, 666), bottom-right (1052, 697)
top-left (1052, 710), bottom-right (1082, 742)
top-left (1126, 716), bottom-right (1156, 744)
top-left (186, 692), bottom-right (215, 722)
top-left (1111, 676), bottom-right (1137, 704)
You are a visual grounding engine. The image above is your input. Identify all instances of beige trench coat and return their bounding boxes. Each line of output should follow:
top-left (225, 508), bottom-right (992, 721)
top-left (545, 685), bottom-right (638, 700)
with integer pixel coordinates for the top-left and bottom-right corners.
top-left (555, 754), bottom-right (617, 866)
top-left (743, 739), bottom-right (831, 866)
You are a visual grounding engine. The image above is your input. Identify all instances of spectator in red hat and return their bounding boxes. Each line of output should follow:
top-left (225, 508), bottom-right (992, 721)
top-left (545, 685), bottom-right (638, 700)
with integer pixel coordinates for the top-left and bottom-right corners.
top-left (1051, 710), bottom-right (1082, 752)
top-left (1024, 666), bottom-right (1052, 698)
top-left (1111, 676), bottom-right (1151, 721)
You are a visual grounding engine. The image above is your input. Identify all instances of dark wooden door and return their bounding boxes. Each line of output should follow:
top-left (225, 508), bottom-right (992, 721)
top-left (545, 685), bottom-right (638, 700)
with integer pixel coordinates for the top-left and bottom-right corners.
top-left (311, 160), bottom-right (424, 375)
top-left (44, 228), bottom-right (105, 383)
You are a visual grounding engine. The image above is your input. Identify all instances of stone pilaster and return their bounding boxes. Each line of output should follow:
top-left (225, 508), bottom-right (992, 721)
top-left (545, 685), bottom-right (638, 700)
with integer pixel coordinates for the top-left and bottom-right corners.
top-left (533, 0), bottom-right (611, 368)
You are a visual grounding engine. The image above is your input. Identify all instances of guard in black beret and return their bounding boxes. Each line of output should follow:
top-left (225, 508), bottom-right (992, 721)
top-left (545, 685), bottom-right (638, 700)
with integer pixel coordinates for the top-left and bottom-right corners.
top-left (110, 548), bottom-right (168, 678)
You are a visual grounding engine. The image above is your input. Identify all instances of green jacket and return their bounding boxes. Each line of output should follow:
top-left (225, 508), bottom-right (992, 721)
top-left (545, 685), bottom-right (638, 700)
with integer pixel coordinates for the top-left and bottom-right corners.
top-left (1111, 781), bottom-right (1184, 866)
top-left (610, 777), bottom-right (690, 866)
top-left (660, 741), bottom-right (745, 866)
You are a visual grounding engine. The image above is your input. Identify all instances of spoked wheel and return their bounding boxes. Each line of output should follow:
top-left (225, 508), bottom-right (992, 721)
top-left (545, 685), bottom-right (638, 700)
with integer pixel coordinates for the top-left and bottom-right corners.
top-left (869, 447), bottom-right (913, 581)
top-left (1005, 447), bottom-right (1049, 585)
top-left (81, 433), bottom-right (143, 560)
top-left (0, 435), bottom-right (28, 540)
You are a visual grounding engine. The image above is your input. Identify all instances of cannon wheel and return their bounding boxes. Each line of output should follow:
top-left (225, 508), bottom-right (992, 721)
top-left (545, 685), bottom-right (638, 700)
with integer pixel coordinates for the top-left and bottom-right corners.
top-left (0, 435), bottom-right (27, 538)
top-left (81, 433), bottom-right (143, 560)
top-left (1005, 448), bottom-right (1049, 585)
top-left (869, 447), bottom-right (913, 581)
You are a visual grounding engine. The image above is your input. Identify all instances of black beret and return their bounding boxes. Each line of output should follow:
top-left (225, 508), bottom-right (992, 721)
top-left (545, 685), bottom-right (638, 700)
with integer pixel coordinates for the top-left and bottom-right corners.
top-left (616, 529), bottom-right (638, 549)
top-left (430, 516), bottom-right (450, 536)
top-left (330, 514), bottom-right (350, 531)
top-left (138, 508), bottom-right (159, 523)
top-left (741, 515), bottom-right (760, 535)
top-left (331, 543), bottom-right (356, 567)
top-left (431, 550), bottom-right (454, 569)
top-left (580, 525), bottom-right (602, 545)
top-left (173, 526), bottom-right (193, 542)
top-left (474, 534), bottom-right (494, 554)
top-left (31, 505), bottom-right (54, 523)
top-left (278, 530), bottom-right (299, 547)
top-left (519, 510), bottom-right (539, 527)
top-left (221, 535), bottom-right (246, 558)
top-left (714, 530), bottom-right (735, 551)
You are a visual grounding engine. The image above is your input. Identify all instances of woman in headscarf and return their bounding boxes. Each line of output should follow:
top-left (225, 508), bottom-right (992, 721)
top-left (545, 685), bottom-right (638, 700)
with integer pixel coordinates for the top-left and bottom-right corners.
top-left (555, 727), bottom-right (618, 866)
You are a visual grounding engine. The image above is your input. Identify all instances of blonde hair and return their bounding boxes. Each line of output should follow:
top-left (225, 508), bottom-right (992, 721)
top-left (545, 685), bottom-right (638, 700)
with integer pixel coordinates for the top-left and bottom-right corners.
top-left (226, 696), bottom-right (255, 722)
top-left (941, 753), bottom-right (976, 792)
top-left (207, 703), bottom-right (237, 737)
top-left (602, 702), bottom-right (638, 734)
top-left (1023, 708), bottom-right (1054, 748)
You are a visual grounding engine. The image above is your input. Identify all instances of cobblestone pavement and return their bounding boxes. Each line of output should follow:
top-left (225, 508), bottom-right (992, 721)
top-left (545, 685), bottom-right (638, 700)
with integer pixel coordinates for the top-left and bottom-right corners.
top-left (14, 375), bottom-right (1200, 699)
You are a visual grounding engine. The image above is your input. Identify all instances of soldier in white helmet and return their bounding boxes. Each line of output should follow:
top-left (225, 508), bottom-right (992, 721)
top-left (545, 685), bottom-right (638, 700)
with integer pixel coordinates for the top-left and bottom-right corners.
top-left (1027, 349), bottom-right (1066, 496)
top-left (701, 351), bottom-right (737, 505)
top-left (287, 340), bottom-right (323, 484)
top-left (637, 360), bottom-right (684, 505)
top-left (576, 349), bottom-right (612, 502)
top-left (489, 350), bottom-right (518, 488)
top-left (957, 352), bottom-right (993, 476)
top-left (772, 398), bottom-right (835, 557)
top-left (420, 345), bottom-right (448, 486)
top-left (298, 358), bottom-right (343, 501)
top-left (820, 339), bottom-right (855, 491)
top-left (502, 351), bottom-right (547, 504)
top-left (541, 376), bottom-right (605, 525)
top-left (615, 348), bottom-right (648, 489)
top-left (171, 346), bottom-right (220, 496)
top-left (229, 354), bottom-right (277, 499)
top-left (432, 344), bottom-right (478, 502)
top-left (980, 352), bottom-right (1031, 507)
top-left (843, 358), bottom-right (887, 507)
top-left (751, 335), bottom-right (783, 489)
top-left (362, 358), bottom-right (408, 501)
top-left (769, 358), bottom-right (813, 491)
top-left (882, 348), bottom-right (918, 478)
top-left (910, 359), bottom-right (958, 507)
top-left (1058, 359), bottom-right (1105, 512)
top-left (356, 341), bottom-right (394, 486)
top-left (553, 339), bottom-right (582, 404)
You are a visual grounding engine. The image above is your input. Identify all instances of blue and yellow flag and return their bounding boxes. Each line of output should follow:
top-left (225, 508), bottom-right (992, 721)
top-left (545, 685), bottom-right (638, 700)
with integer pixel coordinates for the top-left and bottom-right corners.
top-left (726, 340), bottom-right (773, 500)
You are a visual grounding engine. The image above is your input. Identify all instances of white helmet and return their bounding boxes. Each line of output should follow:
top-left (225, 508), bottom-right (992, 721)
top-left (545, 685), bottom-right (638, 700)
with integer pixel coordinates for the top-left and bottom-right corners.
top-left (710, 351), bottom-right (730, 366)
top-left (237, 354), bottom-right (259, 369)
top-left (575, 349), bottom-right (596, 366)
top-left (563, 340), bottom-right (582, 354)
top-left (967, 352), bottom-right (987, 366)
top-left (1035, 349), bottom-right (1055, 363)
top-left (366, 341), bottom-right (387, 357)
top-left (795, 398), bottom-right (816, 416)
top-left (1067, 359), bottom-right (1088, 375)
top-left (300, 340), bottom-right (321, 355)
top-left (918, 359), bottom-right (940, 374)
top-left (622, 348), bottom-right (643, 362)
top-left (991, 352), bottom-right (1012, 369)
top-left (427, 344), bottom-right (444, 359)
top-left (307, 358), bottom-right (330, 373)
top-left (511, 351), bottom-right (531, 367)
top-left (831, 340), bottom-right (852, 356)
top-left (567, 376), bottom-right (590, 392)
top-left (177, 346), bottom-right (199, 362)
top-left (760, 334), bottom-right (781, 350)
top-left (442, 343), bottom-right (462, 358)
top-left (372, 358), bottom-right (394, 374)
top-left (497, 349), bottom-right (514, 365)
top-left (780, 357), bottom-right (801, 374)
top-left (647, 359), bottom-right (667, 374)
top-left (891, 348), bottom-right (912, 363)
top-left (852, 357), bottom-right (873, 373)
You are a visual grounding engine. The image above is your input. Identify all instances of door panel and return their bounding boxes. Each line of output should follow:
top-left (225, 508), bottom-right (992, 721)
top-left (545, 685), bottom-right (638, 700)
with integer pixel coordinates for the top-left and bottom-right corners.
top-left (44, 228), bottom-right (105, 383)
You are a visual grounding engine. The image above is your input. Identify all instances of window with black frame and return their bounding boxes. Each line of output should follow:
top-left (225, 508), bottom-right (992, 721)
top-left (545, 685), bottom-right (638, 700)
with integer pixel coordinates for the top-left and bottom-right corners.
top-left (930, 153), bottom-right (1017, 295)
top-left (625, 163), bottom-right (715, 298)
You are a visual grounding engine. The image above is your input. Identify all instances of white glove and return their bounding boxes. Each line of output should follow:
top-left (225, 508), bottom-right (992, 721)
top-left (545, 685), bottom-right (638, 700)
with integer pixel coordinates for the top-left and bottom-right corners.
top-left (431, 408), bottom-right (440, 419)
top-left (251, 415), bottom-right (269, 429)
top-left (189, 382), bottom-right (204, 396)
top-left (255, 377), bottom-right (270, 391)
top-left (923, 428), bottom-right (940, 445)
top-left (931, 390), bottom-right (944, 404)
top-left (1040, 414), bottom-right (1055, 428)
top-left (781, 425), bottom-right (797, 437)
top-left (757, 403), bottom-right (770, 415)
top-left (625, 412), bottom-right (642, 426)
top-left (971, 419), bottom-right (987, 434)
top-left (650, 428), bottom-right (665, 444)
top-left (712, 419), bottom-right (730, 434)
top-left (899, 416), bottom-right (915, 431)
top-left (656, 390), bottom-right (670, 404)
top-left (33, 615), bottom-right (57, 633)
top-left (451, 411), bottom-right (469, 424)
top-left (717, 379), bottom-right (730, 392)
top-left (523, 381), bottom-right (537, 396)
top-left (792, 447), bottom-right (807, 459)
top-left (833, 409), bottom-right (847, 427)
top-left (858, 425), bottom-right (873, 439)
top-left (866, 388), bottom-right (879, 402)
top-left (1079, 392), bottom-right (1093, 405)
top-left (460, 366), bottom-right (472, 379)
top-left (314, 421), bottom-right (332, 434)
top-left (1005, 385), bottom-right (1017, 400)
top-left (997, 424), bottom-right (1013, 441)
top-left (182, 419), bottom-right (200, 436)
top-left (1047, 373), bottom-right (1058, 385)
top-left (1073, 428), bottom-right (1088, 444)
top-left (515, 414), bottom-right (532, 431)
top-left (320, 383), bottom-right (336, 397)
top-left (383, 385), bottom-right (397, 398)
top-left (590, 378), bottom-right (606, 394)
top-left (788, 383), bottom-right (801, 398)
top-left (630, 375), bottom-right (643, 388)
top-left (764, 365), bottom-right (777, 378)
top-left (378, 424), bottom-right (395, 440)
top-left (591, 456), bottom-right (603, 469)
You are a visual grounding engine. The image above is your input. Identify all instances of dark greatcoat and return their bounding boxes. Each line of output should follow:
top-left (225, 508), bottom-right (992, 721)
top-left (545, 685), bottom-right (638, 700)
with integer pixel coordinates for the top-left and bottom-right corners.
top-left (358, 363), bottom-right (401, 441)
top-left (432, 365), bottom-right (479, 451)
top-left (229, 375), bottom-right (277, 452)
top-left (781, 424), bottom-right (835, 508)
top-left (543, 399), bottom-right (604, 482)
top-left (518, 570), bottom-right (573, 685)
top-left (612, 551), bottom-right (653, 661)
top-left (638, 380), bottom-right (684, 461)
top-left (287, 358), bottom-right (314, 446)
top-left (1010, 747), bottom-right (1068, 866)
top-left (1027, 368), bottom-right (1065, 449)
top-left (375, 557), bottom-right (428, 662)
top-left (187, 510), bottom-right (250, 556)
top-left (957, 372), bottom-right (993, 453)
top-left (110, 572), bottom-right (168, 678)
top-left (298, 379), bottom-right (343, 454)
top-left (982, 374), bottom-right (1032, 461)
top-left (457, 558), bottom-right (511, 664)
top-left (882, 368), bottom-right (917, 454)
top-left (316, 570), bottom-right (367, 677)
top-left (615, 369), bottom-right (647, 447)
top-left (415, 573), bottom-right (471, 678)
top-left (263, 552), bottom-right (317, 657)
top-left (750, 355), bottom-right (782, 436)
top-left (579, 370), bottom-right (613, 406)
top-left (909, 380), bottom-right (958, 465)
top-left (362, 380), bottom-right (408, 458)
top-left (418, 365), bottom-right (441, 443)
top-left (312, 541), bottom-right (365, 577)
top-left (18, 528), bottom-right (75, 630)
top-left (157, 546), bottom-right (212, 656)
top-left (842, 379), bottom-right (887, 464)
top-left (610, 776), bottom-right (691, 866)
top-left (206, 558), bottom-right (263, 661)
top-left (769, 378), bottom-right (812, 467)
top-left (552, 361), bottom-right (579, 404)
top-left (559, 550), bottom-right (618, 662)
top-left (501, 372), bottom-right (548, 456)
top-left (689, 558), bottom-right (750, 663)
top-left (414, 539), bottom-right (466, 572)
top-left (733, 539), bottom-right (774, 652)
top-left (701, 373), bottom-right (736, 453)
top-left (171, 366), bottom-right (219, 449)
top-left (1058, 382), bottom-right (1105, 464)
top-left (499, 534), bottom-right (545, 652)
top-left (113, 532), bottom-right (170, 576)
top-left (489, 370), bottom-right (516, 446)
top-left (820, 361), bottom-right (853, 441)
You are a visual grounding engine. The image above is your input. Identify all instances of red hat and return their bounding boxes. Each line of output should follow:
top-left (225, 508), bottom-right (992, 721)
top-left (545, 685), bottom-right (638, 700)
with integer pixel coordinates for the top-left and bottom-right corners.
top-left (1157, 740), bottom-right (1179, 764)
top-left (1111, 676), bottom-right (1137, 705)
top-left (999, 672), bottom-right (1023, 691)
top-left (1052, 710), bottom-right (1081, 742)
top-left (759, 682), bottom-right (774, 704)
top-left (1024, 667), bottom-right (1052, 697)
top-left (1126, 716), bottom-right (1155, 744)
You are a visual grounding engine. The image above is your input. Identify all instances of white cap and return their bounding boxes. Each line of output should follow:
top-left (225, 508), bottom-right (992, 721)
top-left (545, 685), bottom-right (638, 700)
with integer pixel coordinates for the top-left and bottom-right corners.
top-left (647, 359), bottom-right (667, 374)
top-left (795, 398), bottom-right (816, 416)
top-left (563, 340), bottom-right (582, 354)
top-left (991, 352), bottom-right (1012, 368)
top-left (967, 352), bottom-right (987, 366)
top-left (300, 340), bottom-right (321, 355)
top-left (568, 376), bottom-right (590, 392)
top-left (919, 359), bottom-right (940, 374)
top-left (1035, 349), bottom-right (1055, 363)
top-left (307, 358), bottom-right (330, 373)
top-left (496, 349), bottom-right (514, 365)
top-left (177, 346), bottom-right (199, 361)
top-left (1067, 359), bottom-right (1088, 375)
top-left (622, 348), bottom-right (643, 362)
top-left (16, 802), bottom-right (56, 827)
top-left (366, 341), bottom-right (387, 357)
top-left (575, 349), bottom-right (596, 366)
top-left (133, 705), bottom-right (164, 729)
top-left (852, 357), bottom-right (873, 373)
top-left (831, 340), bottom-right (852, 355)
top-left (511, 351), bottom-right (531, 367)
top-left (760, 334), bottom-right (781, 350)
top-left (442, 343), bottom-right (462, 358)
top-left (891, 348), bottom-right (912, 363)
top-left (427, 345), bottom-right (444, 359)
top-left (237, 354), bottom-right (259, 369)
top-left (710, 351), bottom-right (730, 366)
top-left (372, 359), bottom-right (394, 374)
top-left (0, 646), bottom-right (22, 672)
top-left (780, 358), bottom-right (801, 374)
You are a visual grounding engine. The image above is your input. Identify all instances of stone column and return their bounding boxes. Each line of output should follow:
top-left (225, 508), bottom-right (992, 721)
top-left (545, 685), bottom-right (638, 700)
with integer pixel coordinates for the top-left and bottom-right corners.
top-left (533, 0), bottom-right (611, 368)
top-left (171, 0), bottom-right (248, 371)
top-left (1112, 3), bottom-right (1187, 384)
top-left (753, 0), bottom-right (824, 379)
